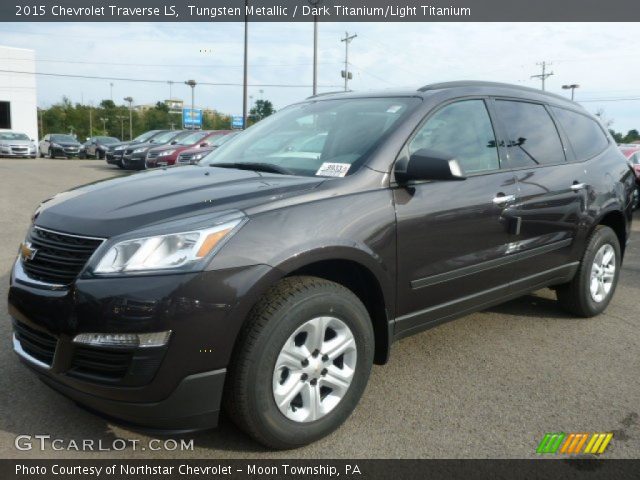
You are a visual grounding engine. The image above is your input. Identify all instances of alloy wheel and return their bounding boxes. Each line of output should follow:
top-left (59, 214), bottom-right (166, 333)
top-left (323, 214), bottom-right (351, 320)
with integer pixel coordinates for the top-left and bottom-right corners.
top-left (272, 316), bottom-right (357, 423)
top-left (589, 244), bottom-right (616, 303)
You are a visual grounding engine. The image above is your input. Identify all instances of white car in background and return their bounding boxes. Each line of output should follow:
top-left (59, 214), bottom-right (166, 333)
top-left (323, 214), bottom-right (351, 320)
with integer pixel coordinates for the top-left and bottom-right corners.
top-left (0, 130), bottom-right (37, 158)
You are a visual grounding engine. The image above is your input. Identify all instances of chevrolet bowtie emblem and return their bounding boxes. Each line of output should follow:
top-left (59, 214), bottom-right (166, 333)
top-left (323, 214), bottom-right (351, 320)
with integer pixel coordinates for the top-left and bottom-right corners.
top-left (20, 242), bottom-right (37, 261)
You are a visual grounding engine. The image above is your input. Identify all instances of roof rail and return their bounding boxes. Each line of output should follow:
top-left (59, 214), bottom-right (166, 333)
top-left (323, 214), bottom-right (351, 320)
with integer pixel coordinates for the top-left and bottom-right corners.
top-left (306, 90), bottom-right (348, 99)
top-left (417, 81), bottom-right (571, 102)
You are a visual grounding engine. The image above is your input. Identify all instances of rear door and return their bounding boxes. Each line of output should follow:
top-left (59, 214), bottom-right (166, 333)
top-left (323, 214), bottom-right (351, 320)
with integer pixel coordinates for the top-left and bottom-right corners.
top-left (393, 98), bottom-right (518, 337)
top-left (492, 99), bottom-right (585, 284)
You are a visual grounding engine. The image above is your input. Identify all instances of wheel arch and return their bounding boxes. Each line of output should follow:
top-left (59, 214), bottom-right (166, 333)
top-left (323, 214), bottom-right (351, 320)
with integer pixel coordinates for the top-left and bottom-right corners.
top-left (594, 208), bottom-right (628, 257)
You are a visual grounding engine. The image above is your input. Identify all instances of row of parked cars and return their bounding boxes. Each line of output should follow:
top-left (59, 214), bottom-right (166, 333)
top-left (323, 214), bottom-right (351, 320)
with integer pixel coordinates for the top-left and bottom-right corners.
top-left (105, 129), bottom-right (238, 170)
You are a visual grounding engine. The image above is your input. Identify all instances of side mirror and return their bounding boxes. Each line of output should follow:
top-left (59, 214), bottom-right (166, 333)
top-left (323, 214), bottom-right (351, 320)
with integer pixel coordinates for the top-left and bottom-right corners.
top-left (200, 142), bottom-right (208, 147)
top-left (170, 141), bottom-right (178, 145)
top-left (394, 149), bottom-right (466, 184)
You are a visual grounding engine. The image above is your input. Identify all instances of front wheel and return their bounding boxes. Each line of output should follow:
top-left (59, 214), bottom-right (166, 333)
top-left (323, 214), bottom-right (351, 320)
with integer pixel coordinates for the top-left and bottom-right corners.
top-left (556, 225), bottom-right (621, 317)
top-left (48, 148), bottom-right (54, 159)
top-left (224, 276), bottom-right (374, 449)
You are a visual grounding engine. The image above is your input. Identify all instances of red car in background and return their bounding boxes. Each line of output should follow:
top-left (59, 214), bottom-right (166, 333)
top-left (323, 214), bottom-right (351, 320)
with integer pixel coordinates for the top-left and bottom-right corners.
top-left (145, 130), bottom-right (232, 168)
top-left (175, 131), bottom-right (240, 165)
top-left (620, 144), bottom-right (640, 208)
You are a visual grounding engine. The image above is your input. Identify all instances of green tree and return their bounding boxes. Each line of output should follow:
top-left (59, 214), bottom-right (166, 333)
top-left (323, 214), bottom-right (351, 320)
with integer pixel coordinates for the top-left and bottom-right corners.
top-left (249, 99), bottom-right (275, 124)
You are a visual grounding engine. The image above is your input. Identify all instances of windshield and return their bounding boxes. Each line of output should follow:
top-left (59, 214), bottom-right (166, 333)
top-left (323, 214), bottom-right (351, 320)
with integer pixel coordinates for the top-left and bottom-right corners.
top-left (95, 136), bottom-right (119, 143)
top-left (132, 130), bottom-right (161, 143)
top-left (0, 132), bottom-right (29, 141)
top-left (177, 131), bottom-right (209, 145)
top-left (205, 97), bottom-right (421, 176)
top-left (51, 134), bottom-right (76, 143)
top-left (153, 130), bottom-right (185, 144)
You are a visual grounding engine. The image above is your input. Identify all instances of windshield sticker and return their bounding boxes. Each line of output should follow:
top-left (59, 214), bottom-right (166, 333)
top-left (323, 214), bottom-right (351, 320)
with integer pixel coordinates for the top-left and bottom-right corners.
top-left (386, 105), bottom-right (403, 113)
top-left (316, 162), bottom-right (351, 177)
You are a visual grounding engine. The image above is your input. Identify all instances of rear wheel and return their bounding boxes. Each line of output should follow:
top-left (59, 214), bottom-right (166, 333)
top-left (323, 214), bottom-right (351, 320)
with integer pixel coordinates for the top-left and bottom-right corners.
top-left (557, 225), bottom-right (621, 317)
top-left (224, 276), bottom-right (374, 449)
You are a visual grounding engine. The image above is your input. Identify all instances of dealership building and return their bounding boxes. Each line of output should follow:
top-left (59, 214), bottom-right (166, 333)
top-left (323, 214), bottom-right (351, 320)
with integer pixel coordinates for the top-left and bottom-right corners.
top-left (0, 45), bottom-right (38, 140)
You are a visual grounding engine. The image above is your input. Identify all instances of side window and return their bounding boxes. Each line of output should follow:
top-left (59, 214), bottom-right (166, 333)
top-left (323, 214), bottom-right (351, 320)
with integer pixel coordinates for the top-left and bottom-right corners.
top-left (409, 100), bottom-right (500, 174)
top-left (551, 107), bottom-right (609, 161)
top-left (495, 100), bottom-right (566, 168)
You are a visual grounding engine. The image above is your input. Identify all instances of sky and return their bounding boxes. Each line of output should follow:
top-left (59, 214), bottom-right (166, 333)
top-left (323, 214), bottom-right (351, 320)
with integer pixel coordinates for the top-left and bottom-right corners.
top-left (1, 22), bottom-right (639, 133)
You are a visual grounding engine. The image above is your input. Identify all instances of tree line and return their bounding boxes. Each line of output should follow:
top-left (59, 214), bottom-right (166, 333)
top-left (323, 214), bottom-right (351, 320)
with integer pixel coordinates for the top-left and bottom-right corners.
top-left (38, 97), bottom-right (275, 140)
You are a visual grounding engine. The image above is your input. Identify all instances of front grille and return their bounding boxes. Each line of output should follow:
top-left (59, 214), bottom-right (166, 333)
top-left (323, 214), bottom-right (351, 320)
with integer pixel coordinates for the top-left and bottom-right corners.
top-left (11, 146), bottom-right (29, 153)
top-left (13, 320), bottom-right (57, 366)
top-left (70, 346), bottom-right (133, 380)
top-left (177, 152), bottom-right (191, 164)
top-left (21, 227), bottom-right (104, 285)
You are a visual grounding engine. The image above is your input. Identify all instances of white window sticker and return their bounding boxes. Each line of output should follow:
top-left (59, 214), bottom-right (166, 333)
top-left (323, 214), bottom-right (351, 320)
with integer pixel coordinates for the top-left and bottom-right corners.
top-left (316, 162), bottom-right (351, 177)
top-left (386, 105), bottom-right (403, 113)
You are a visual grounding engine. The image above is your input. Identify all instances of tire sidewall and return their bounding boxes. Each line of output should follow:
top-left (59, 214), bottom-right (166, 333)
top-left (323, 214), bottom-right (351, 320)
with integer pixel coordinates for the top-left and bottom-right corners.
top-left (580, 227), bottom-right (621, 315)
top-left (245, 288), bottom-right (374, 448)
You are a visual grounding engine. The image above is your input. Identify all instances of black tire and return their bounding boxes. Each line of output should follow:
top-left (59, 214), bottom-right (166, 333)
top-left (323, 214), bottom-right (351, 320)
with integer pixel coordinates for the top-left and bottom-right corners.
top-left (48, 148), bottom-right (54, 159)
top-left (97, 150), bottom-right (104, 160)
top-left (39, 150), bottom-right (44, 158)
top-left (556, 225), bottom-right (621, 317)
top-left (224, 276), bottom-right (374, 449)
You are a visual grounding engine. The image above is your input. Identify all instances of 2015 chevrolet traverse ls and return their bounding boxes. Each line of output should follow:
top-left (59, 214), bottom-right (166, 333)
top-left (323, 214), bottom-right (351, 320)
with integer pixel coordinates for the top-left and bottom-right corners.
top-left (9, 82), bottom-right (635, 449)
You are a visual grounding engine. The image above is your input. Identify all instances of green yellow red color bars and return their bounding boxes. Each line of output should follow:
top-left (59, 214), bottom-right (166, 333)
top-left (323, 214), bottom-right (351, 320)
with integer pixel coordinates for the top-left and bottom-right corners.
top-left (536, 433), bottom-right (613, 454)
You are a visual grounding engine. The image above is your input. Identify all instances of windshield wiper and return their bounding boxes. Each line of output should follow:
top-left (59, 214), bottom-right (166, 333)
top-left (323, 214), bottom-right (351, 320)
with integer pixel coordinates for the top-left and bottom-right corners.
top-left (211, 162), bottom-right (294, 175)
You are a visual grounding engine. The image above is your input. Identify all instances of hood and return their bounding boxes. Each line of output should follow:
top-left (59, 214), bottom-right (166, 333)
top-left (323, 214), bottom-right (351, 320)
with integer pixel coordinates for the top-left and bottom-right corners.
top-left (0, 139), bottom-right (33, 146)
top-left (148, 144), bottom-right (186, 154)
top-left (34, 166), bottom-right (324, 238)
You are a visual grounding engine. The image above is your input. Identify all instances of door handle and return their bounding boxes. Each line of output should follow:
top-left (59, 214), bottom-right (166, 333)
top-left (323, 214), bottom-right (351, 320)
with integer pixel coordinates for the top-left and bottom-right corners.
top-left (492, 194), bottom-right (516, 205)
top-left (570, 182), bottom-right (587, 191)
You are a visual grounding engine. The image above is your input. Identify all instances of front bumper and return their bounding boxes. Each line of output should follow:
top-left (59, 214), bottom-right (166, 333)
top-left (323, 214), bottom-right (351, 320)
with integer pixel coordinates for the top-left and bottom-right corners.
top-left (0, 149), bottom-right (36, 157)
top-left (9, 258), bottom-right (274, 430)
top-left (123, 153), bottom-right (147, 169)
top-left (106, 151), bottom-right (124, 165)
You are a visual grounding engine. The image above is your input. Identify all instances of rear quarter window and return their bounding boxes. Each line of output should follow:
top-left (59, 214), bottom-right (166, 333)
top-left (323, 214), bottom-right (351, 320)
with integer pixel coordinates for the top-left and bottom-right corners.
top-left (551, 107), bottom-right (609, 161)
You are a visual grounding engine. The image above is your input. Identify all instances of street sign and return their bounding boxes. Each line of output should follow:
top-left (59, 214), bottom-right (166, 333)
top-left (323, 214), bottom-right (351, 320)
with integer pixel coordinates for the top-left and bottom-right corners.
top-left (231, 115), bottom-right (244, 129)
top-left (182, 108), bottom-right (202, 128)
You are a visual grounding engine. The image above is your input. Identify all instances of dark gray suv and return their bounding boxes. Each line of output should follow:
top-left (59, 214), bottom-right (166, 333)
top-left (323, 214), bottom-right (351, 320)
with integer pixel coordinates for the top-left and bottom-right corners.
top-left (9, 82), bottom-right (635, 448)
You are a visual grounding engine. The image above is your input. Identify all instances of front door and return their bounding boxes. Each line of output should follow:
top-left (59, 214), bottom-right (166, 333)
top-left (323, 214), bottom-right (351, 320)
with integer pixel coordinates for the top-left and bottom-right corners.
top-left (393, 99), bottom-right (517, 338)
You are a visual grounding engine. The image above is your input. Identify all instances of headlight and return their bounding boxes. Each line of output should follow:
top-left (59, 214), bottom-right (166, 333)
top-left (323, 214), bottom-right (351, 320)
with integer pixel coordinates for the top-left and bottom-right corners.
top-left (158, 149), bottom-right (176, 157)
top-left (133, 147), bottom-right (147, 153)
top-left (94, 219), bottom-right (243, 274)
top-left (51, 143), bottom-right (61, 148)
top-left (115, 146), bottom-right (125, 151)
top-left (192, 153), bottom-right (205, 161)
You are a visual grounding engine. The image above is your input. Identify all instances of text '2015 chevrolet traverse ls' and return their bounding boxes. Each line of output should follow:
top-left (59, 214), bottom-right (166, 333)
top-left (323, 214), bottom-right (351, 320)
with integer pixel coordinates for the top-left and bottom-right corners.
top-left (9, 82), bottom-right (635, 449)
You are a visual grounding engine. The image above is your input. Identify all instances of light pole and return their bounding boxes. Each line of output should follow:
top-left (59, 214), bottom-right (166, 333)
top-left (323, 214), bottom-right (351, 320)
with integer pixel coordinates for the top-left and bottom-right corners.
top-left (309, 0), bottom-right (322, 96)
top-left (123, 96), bottom-right (133, 139)
top-left (243, 0), bottom-right (249, 130)
top-left (109, 82), bottom-right (114, 101)
top-left (562, 84), bottom-right (580, 101)
top-left (116, 115), bottom-right (126, 140)
top-left (184, 80), bottom-right (197, 129)
top-left (100, 117), bottom-right (108, 135)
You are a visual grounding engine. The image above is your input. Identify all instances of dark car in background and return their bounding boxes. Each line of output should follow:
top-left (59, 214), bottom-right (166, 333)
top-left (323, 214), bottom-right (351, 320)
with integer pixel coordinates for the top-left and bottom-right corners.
top-left (106, 130), bottom-right (165, 168)
top-left (38, 134), bottom-right (84, 159)
top-left (121, 130), bottom-right (188, 170)
top-left (82, 136), bottom-right (120, 159)
top-left (176, 131), bottom-right (240, 165)
top-left (9, 82), bottom-right (635, 449)
top-left (146, 130), bottom-right (233, 169)
top-left (0, 130), bottom-right (37, 158)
